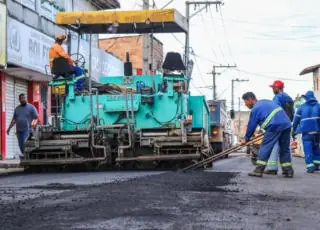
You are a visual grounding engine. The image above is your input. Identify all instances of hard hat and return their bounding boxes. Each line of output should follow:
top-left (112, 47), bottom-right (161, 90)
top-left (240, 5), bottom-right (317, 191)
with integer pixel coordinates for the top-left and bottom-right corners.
top-left (270, 80), bottom-right (284, 89)
top-left (55, 33), bottom-right (67, 41)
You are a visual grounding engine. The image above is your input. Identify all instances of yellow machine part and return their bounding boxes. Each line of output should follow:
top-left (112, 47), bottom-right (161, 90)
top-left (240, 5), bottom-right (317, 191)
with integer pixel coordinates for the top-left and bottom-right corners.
top-left (55, 9), bottom-right (187, 34)
top-left (52, 85), bottom-right (66, 95)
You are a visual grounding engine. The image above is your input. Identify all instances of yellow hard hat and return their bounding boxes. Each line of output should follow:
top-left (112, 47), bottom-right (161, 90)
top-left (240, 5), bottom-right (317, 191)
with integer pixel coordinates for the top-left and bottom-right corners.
top-left (55, 33), bottom-right (66, 41)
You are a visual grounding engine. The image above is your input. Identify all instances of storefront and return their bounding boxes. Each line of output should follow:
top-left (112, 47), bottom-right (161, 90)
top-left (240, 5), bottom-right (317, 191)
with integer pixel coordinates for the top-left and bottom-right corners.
top-left (1, 17), bottom-right (53, 159)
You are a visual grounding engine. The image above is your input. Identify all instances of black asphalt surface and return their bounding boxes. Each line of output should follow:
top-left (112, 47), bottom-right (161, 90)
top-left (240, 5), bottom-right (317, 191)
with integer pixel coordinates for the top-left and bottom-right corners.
top-left (0, 155), bottom-right (319, 230)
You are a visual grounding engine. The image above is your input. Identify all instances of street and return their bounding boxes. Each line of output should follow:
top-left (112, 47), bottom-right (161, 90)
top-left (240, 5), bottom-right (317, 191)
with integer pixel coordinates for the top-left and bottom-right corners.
top-left (0, 155), bottom-right (319, 230)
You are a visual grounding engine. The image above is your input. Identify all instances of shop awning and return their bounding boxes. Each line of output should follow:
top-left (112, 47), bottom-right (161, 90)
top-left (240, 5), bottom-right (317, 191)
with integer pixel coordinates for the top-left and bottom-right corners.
top-left (56, 9), bottom-right (188, 34)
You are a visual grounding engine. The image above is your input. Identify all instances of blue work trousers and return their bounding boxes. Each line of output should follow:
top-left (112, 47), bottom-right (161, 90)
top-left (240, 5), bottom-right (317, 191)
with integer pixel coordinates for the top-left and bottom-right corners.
top-left (17, 131), bottom-right (30, 156)
top-left (71, 66), bottom-right (83, 77)
top-left (302, 133), bottom-right (320, 170)
top-left (266, 142), bottom-right (280, 171)
top-left (257, 128), bottom-right (292, 168)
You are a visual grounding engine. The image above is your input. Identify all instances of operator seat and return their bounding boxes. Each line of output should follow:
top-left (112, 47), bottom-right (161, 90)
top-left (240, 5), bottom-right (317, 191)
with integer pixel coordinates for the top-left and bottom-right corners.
top-left (162, 52), bottom-right (186, 72)
top-left (51, 57), bottom-right (73, 80)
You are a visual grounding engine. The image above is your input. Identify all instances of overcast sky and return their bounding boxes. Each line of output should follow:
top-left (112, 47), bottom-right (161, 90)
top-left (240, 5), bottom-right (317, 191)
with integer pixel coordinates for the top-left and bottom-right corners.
top-left (116, 0), bottom-right (319, 110)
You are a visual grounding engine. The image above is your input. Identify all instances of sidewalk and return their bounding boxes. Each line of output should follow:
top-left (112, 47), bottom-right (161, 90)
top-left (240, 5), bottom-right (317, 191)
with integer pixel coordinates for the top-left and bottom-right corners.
top-left (0, 160), bottom-right (21, 169)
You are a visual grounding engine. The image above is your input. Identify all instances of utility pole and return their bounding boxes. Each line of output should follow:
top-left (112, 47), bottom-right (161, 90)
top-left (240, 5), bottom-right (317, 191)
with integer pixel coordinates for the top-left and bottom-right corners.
top-left (231, 78), bottom-right (249, 119)
top-left (142, 0), bottom-right (152, 75)
top-left (230, 79), bottom-right (248, 145)
top-left (185, 1), bottom-right (223, 84)
top-left (210, 64), bottom-right (237, 100)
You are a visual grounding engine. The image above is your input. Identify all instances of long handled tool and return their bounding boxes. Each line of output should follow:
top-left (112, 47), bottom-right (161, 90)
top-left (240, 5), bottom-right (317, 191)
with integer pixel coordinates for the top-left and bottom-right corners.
top-left (181, 134), bottom-right (264, 172)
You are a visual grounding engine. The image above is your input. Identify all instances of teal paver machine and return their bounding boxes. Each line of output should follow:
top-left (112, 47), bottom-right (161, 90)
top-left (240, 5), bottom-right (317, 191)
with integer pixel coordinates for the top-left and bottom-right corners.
top-left (22, 9), bottom-right (212, 168)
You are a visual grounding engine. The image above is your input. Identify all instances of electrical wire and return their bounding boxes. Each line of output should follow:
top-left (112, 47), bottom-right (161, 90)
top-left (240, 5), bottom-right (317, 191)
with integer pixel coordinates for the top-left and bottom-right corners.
top-left (235, 68), bottom-right (311, 82)
top-left (190, 81), bottom-right (205, 95)
top-left (207, 7), bottom-right (228, 63)
top-left (209, 15), bottom-right (320, 29)
top-left (161, 0), bottom-right (175, 9)
top-left (199, 9), bottom-right (218, 60)
top-left (192, 55), bottom-right (208, 87)
top-left (218, 5), bottom-right (236, 65)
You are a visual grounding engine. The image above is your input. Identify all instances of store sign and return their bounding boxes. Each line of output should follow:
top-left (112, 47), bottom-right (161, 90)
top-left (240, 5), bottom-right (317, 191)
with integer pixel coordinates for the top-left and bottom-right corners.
top-left (70, 33), bottom-right (124, 81)
top-left (7, 17), bottom-right (54, 74)
top-left (0, 3), bottom-right (6, 67)
top-left (18, 0), bottom-right (36, 11)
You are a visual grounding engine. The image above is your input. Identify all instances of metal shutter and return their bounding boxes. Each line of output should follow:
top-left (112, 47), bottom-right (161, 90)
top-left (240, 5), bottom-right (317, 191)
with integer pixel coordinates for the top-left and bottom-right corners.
top-left (5, 76), bottom-right (28, 159)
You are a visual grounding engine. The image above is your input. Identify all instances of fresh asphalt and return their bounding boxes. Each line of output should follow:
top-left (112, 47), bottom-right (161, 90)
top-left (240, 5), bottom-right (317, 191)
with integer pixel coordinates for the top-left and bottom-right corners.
top-left (0, 154), bottom-right (319, 230)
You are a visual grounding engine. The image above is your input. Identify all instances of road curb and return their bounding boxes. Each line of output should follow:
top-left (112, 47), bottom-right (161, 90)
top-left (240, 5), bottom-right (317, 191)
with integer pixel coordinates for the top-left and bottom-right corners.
top-left (0, 168), bottom-right (24, 177)
top-left (0, 163), bottom-right (21, 169)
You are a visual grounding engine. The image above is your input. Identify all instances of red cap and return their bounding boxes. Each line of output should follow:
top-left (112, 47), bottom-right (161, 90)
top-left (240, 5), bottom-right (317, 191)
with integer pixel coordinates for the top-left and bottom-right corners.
top-left (270, 80), bottom-right (284, 89)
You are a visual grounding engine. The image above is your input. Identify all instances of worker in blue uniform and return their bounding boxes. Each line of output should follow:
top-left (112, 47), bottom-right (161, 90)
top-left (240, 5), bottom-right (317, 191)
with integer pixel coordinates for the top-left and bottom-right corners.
top-left (241, 92), bottom-right (294, 177)
top-left (265, 80), bottom-right (294, 175)
top-left (292, 91), bottom-right (320, 173)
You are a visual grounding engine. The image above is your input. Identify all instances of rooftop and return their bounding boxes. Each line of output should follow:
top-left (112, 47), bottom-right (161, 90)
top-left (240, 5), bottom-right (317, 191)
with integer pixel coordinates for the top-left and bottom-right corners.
top-left (300, 64), bottom-right (320, 76)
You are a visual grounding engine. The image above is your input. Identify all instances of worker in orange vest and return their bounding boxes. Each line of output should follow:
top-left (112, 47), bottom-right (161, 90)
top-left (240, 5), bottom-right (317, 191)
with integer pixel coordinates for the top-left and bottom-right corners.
top-left (49, 34), bottom-right (83, 78)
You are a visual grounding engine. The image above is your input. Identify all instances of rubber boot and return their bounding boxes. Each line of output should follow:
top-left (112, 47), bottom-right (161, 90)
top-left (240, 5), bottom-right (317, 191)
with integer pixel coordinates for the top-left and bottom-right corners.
top-left (248, 165), bottom-right (265, 177)
top-left (264, 170), bottom-right (278, 175)
top-left (307, 166), bottom-right (315, 173)
top-left (282, 167), bottom-right (294, 178)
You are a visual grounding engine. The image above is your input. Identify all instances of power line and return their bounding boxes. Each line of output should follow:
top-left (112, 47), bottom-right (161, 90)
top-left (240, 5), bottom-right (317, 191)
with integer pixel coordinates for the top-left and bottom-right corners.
top-left (245, 31), bottom-right (317, 44)
top-left (208, 7), bottom-right (228, 63)
top-left (218, 5), bottom-right (236, 65)
top-left (161, 0), bottom-right (175, 9)
top-left (199, 9), bottom-right (218, 60)
top-left (190, 81), bottom-right (205, 95)
top-left (192, 55), bottom-right (208, 87)
top-left (235, 68), bottom-right (311, 82)
top-left (210, 15), bottom-right (320, 29)
top-left (171, 34), bottom-right (184, 47)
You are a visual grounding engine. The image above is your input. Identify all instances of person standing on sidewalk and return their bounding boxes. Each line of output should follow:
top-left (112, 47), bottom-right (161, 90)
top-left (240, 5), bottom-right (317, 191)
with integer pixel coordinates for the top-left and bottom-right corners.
top-left (6, 94), bottom-right (39, 159)
top-left (265, 80), bottom-right (294, 175)
top-left (292, 91), bottom-right (320, 173)
top-left (240, 92), bottom-right (294, 178)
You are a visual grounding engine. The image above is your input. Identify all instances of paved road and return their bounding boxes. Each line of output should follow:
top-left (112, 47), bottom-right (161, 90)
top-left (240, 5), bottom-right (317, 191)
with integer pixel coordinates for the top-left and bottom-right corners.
top-left (0, 155), bottom-right (319, 230)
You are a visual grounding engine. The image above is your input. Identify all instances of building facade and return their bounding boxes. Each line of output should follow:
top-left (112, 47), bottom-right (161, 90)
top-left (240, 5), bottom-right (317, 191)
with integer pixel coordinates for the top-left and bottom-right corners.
top-left (0, 0), bottom-right (121, 160)
top-left (99, 35), bottom-right (164, 75)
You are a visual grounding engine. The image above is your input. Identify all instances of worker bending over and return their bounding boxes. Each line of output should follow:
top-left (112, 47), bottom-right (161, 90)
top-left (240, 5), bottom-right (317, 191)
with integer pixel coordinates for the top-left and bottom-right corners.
top-left (265, 80), bottom-right (294, 175)
top-left (241, 92), bottom-right (294, 178)
top-left (49, 34), bottom-right (83, 78)
top-left (292, 91), bottom-right (320, 173)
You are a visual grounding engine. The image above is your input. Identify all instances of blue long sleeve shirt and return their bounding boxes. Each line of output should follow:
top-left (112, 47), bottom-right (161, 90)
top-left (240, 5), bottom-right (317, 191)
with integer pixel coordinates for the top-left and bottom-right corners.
top-left (273, 92), bottom-right (293, 109)
top-left (244, 100), bottom-right (292, 141)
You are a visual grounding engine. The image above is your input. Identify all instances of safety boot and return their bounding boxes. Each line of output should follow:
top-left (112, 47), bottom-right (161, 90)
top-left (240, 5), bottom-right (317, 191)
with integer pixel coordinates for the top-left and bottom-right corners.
top-left (251, 156), bottom-right (258, 166)
top-left (263, 170), bottom-right (278, 175)
top-left (307, 166), bottom-right (315, 173)
top-left (282, 167), bottom-right (294, 178)
top-left (248, 166), bottom-right (265, 177)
